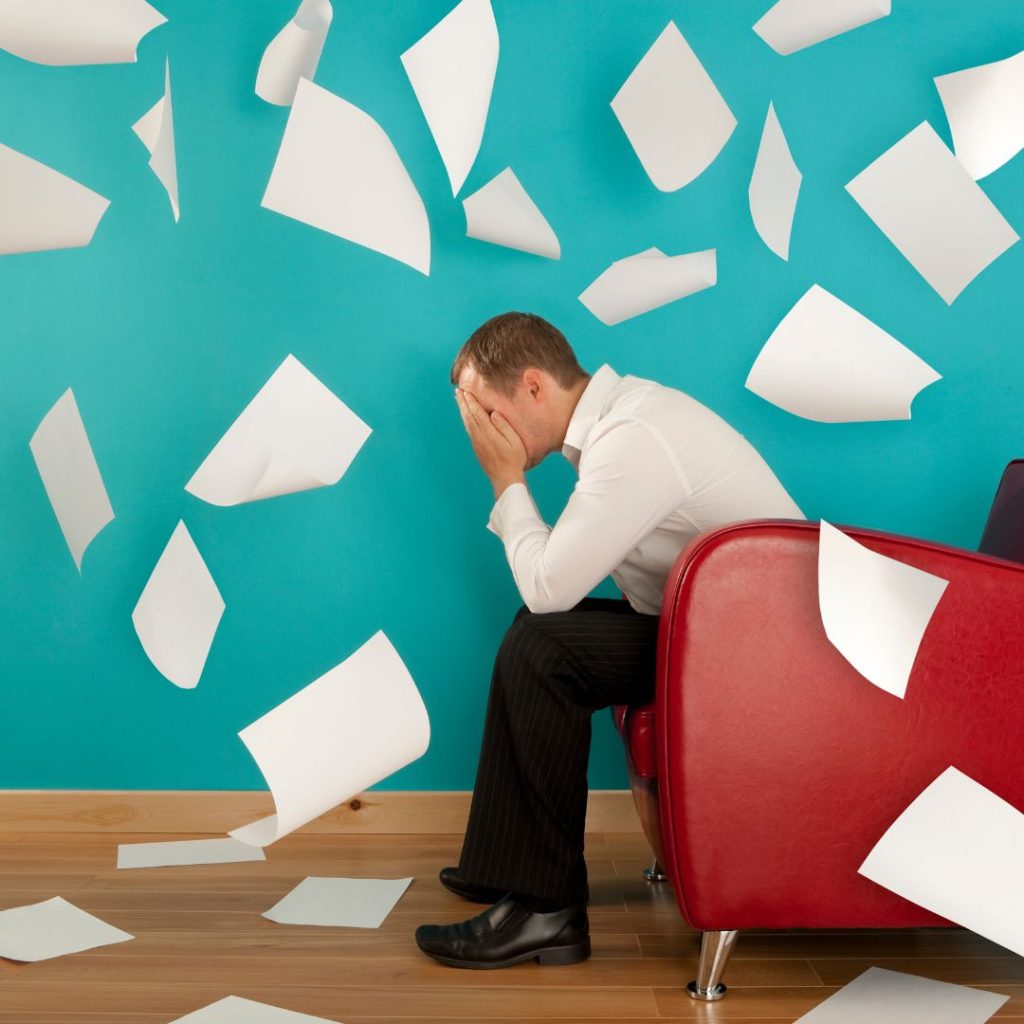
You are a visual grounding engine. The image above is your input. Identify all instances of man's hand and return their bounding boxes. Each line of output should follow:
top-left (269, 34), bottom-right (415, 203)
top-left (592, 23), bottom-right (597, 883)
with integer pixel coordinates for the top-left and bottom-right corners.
top-left (455, 388), bottom-right (527, 499)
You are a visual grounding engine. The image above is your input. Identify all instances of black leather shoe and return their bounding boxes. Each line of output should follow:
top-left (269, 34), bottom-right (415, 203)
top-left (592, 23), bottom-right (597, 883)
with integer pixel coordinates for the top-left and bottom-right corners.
top-left (415, 893), bottom-right (590, 969)
top-left (439, 867), bottom-right (510, 904)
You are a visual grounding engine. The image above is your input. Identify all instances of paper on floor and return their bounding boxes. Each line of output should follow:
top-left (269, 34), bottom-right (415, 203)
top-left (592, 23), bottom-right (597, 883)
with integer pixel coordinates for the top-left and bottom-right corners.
top-left (169, 996), bottom-right (341, 1024)
top-left (935, 50), bottom-right (1024, 180)
top-left (817, 520), bottom-right (948, 699)
top-left (261, 78), bottom-right (430, 274)
top-left (0, 143), bottom-right (110, 255)
top-left (0, 897), bottom-right (132, 962)
top-left (748, 102), bottom-right (801, 260)
top-left (579, 247), bottom-right (716, 325)
top-left (0, 0), bottom-right (165, 65)
top-left (401, 0), bottom-right (498, 196)
top-left (611, 20), bottom-right (736, 191)
top-left (118, 837), bottom-right (266, 869)
top-left (845, 121), bottom-right (1019, 304)
top-left (132, 57), bottom-right (178, 221)
top-left (185, 354), bottom-right (371, 507)
top-left (463, 167), bottom-right (559, 258)
top-left (263, 876), bottom-right (413, 928)
top-left (29, 388), bottom-right (115, 570)
top-left (230, 631), bottom-right (430, 848)
top-left (256, 0), bottom-right (333, 106)
top-left (745, 284), bottom-right (941, 422)
top-left (753, 0), bottom-right (890, 56)
top-left (131, 521), bottom-right (224, 689)
top-left (860, 766), bottom-right (1024, 958)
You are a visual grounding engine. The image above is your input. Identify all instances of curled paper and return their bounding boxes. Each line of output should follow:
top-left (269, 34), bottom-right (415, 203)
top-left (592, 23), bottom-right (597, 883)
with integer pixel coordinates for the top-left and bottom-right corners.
top-left (256, 0), bottom-right (333, 106)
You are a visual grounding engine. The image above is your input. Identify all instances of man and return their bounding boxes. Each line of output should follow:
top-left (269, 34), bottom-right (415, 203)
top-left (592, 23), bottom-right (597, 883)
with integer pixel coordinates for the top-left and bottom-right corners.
top-left (414, 312), bottom-right (803, 969)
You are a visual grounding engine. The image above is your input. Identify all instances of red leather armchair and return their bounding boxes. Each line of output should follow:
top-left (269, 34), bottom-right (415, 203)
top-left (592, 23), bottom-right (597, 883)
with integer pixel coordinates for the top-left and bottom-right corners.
top-left (613, 518), bottom-right (1024, 1000)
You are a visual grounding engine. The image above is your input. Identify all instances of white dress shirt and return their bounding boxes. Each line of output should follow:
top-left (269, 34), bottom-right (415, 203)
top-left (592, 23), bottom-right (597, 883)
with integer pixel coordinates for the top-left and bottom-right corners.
top-left (487, 363), bottom-right (804, 615)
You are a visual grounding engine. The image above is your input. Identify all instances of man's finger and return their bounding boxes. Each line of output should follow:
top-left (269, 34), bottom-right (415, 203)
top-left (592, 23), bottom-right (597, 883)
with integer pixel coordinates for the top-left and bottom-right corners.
top-left (490, 410), bottom-right (524, 451)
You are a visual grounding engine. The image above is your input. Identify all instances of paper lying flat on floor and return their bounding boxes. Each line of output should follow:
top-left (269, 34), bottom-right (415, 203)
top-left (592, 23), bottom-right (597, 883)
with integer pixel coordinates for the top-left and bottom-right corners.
top-left (132, 57), bottom-right (178, 221)
top-left (263, 876), bottom-right (412, 928)
top-left (401, 0), bottom-right (498, 196)
top-left (256, 0), bottom-right (333, 105)
top-left (845, 121), bottom-right (1019, 304)
top-left (131, 521), bottom-right (224, 689)
top-left (611, 20), bottom-right (736, 191)
top-left (579, 247), bottom-right (716, 325)
top-left (118, 837), bottom-right (265, 870)
top-left (935, 50), bottom-right (1024, 180)
top-left (29, 389), bottom-right (115, 570)
top-left (749, 102), bottom-right (801, 260)
top-left (463, 167), bottom-right (560, 258)
top-left (860, 766), bottom-right (1024, 958)
top-left (753, 0), bottom-right (890, 56)
top-left (817, 520), bottom-right (948, 699)
top-left (185, 354), bottom-right (371, 507)
top-left (230, 631), bottom-right (430, 848)
top-left (746, 285), bottom-right (941, 422)
top-left (0, 897), bottom-right (132, 962)
top-left (794, 966), bottom-right (1008, 1024)
top-left (0, 143), bottom-right (110, 255)
top-left (0, 0), bottom-right (165, 65)
top-left (262, 78), bottom-right (430, 274)
top-left (169, 996), bottom-right (341, 1024)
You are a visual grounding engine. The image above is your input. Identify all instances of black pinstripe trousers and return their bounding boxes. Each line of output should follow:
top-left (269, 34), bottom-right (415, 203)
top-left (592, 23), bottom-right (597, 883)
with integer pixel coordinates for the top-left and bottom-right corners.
top-left (456, 596), bottom-right (660, 905)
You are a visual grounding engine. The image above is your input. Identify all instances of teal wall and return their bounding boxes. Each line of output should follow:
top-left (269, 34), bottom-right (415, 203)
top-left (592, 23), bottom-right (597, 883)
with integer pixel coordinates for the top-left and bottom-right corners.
top-left (1, 1), bottom-right (1022, 790)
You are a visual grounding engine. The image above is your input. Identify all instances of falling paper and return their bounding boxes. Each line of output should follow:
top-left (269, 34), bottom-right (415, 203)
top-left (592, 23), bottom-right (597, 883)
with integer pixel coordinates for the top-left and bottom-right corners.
top-left (29, 389), bottom-right (114, 570)
top-left (169, 997), bottom-right (341, 1024)
top-left (845, 121), bottom-right (1019, 304)
top-left (579, 247), bottom-right (716, 326)
top-left (230, 631), bottom-right (430, 848)
top-left (401, 0), bottom-right (498, 196)
top-left (262, 78), bottom-right (430, 274)
top-left (118, 837), bottom-right (265, 870)
top-left (0, 0), bottom-right (165, 65)
top-left (463, 167), bottom-right (560, 258)
top-left (748, 102), bottom-right (801, 260)
top-left (0, 143), bottom-right (110, 255)
top-left (745, 285), bottom-right (941, 422)
top-left (793, 966), bottom-right (1008, 1024)
top-left (256, 0), bottom-right (333, 106)
top-left (185, 354), bottom-right (371, 507)
top-left (753, 0), bottom-right (891, 56)
top-left (0, 897), bottom-right (132, 962)
top-left (817, 520), bottom-right (948, 699)
top-left (263, 876), bottom-right (413, 928)
top-left (860, 766), bottom-right (1024, 958)
top-left (131, 521), bottom-right (224, 689)
top-left (935, 50), bottom-right (1024, 180)
top-left (611, 21), bottom-right (736, 191)
top-left (132, 57), bottom-right (178, 221)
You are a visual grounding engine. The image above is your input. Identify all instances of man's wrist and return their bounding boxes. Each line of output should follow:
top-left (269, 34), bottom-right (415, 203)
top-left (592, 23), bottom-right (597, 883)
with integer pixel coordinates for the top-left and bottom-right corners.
top-left (491, 474), bottom-right (525, 500)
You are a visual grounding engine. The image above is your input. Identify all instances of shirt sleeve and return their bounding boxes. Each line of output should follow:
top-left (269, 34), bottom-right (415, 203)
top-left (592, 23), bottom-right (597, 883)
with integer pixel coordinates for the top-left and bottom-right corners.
top-left (485, 418), bottom-right (689, 613)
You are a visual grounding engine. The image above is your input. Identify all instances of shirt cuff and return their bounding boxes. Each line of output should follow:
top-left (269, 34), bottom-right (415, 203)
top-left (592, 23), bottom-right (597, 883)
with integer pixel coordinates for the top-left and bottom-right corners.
top-left (486, 482), bottom-right (542, 538)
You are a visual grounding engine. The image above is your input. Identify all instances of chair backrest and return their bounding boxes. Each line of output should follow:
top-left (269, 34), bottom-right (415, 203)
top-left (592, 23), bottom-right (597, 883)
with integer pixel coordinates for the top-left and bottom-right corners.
top-left (978, 458), bottom-right (1024, 563)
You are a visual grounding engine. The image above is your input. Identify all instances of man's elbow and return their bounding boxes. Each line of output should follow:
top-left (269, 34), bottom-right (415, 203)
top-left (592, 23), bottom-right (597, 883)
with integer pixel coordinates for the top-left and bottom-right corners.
top-left (520, 582), bottom-right (583, 615)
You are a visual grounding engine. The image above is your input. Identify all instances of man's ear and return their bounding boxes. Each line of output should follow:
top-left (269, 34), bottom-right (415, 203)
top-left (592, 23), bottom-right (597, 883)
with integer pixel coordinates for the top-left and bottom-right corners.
top-left (521, 367), bottom-right (544, 401)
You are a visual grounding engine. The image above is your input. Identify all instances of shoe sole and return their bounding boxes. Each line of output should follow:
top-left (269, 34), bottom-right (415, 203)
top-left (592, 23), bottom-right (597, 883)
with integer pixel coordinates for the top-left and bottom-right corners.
top-left (422, 937), bottom-right (591, 969)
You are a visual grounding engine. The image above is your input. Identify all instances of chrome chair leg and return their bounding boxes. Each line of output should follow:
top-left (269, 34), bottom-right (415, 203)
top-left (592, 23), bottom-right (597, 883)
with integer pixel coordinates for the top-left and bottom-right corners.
top-left (687, 929), bottom-right (739, 1001)
top-left (642, 854), bottom-right (667, 882)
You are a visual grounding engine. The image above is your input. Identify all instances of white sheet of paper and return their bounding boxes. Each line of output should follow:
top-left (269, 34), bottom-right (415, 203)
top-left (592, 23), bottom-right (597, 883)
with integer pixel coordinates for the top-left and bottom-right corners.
top-left (0, 143), bottom-right (110, 255)
top-left (230, 631), bottom-right (430, 848)
top-left (131, 521), bottom-right (224, 690)
top-left (29, 388), bottom-right (114, 571)
top-left (118, 837), bottom-right (266, 870)
top-left (0, 897), bottom-right (132, 962)
top-left (794, 966), bottom-right (1008, 1024)
top-left (256, 0), bottom-right (333, 106)
top-left (860, 767), bottom-right (1024, 959)
top-left (749, 102), bottom-right (801, 260)
top-left (169, 996), bottom-right (340, 1024)
top-left (935, 50), bottom-right (1024, 180)
top-left (401, 0), bottom-right (498, 196)
top-left (578, 247), bottom-right (716, 326)
top-left (753, 0), bottom-right (890, 56)
top-left (132, 57), bottom-right (178, 221)
top-left (185, 354), bottom-right (371, 507)
top-left (463, 167), bottom-right (560, 258)
top-left (0, 0), bottom-right (165, 65)
top-left (817, 520), bottom-right (948, 699)
top-left (745, 285), bottom-right (941, 422)
top-left (611, 20), bottom-right (736, 192)
top-left (263, 876), bottom-right (412, 928)
top-left (845, 121), bottom-right (1019, 304)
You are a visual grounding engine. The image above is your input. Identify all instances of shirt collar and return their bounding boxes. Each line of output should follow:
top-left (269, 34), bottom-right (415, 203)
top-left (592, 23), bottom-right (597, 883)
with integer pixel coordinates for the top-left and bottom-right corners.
top-left (561, 364), bottom-right (621, 464)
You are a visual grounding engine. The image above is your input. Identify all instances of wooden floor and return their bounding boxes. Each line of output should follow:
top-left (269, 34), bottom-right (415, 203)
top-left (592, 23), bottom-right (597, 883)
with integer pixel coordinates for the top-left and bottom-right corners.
top-left (0, 829), bottom-right (1021, 1023)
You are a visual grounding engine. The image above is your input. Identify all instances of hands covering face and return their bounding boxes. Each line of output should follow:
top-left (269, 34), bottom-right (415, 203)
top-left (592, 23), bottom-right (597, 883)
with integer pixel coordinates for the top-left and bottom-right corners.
top-left (455, 388), bottom-right (528, 498)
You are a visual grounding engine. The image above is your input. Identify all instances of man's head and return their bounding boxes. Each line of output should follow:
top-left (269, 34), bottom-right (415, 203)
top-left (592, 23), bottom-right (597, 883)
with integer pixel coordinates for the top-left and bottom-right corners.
top-left (450, 312), bottom-right (589, 469)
